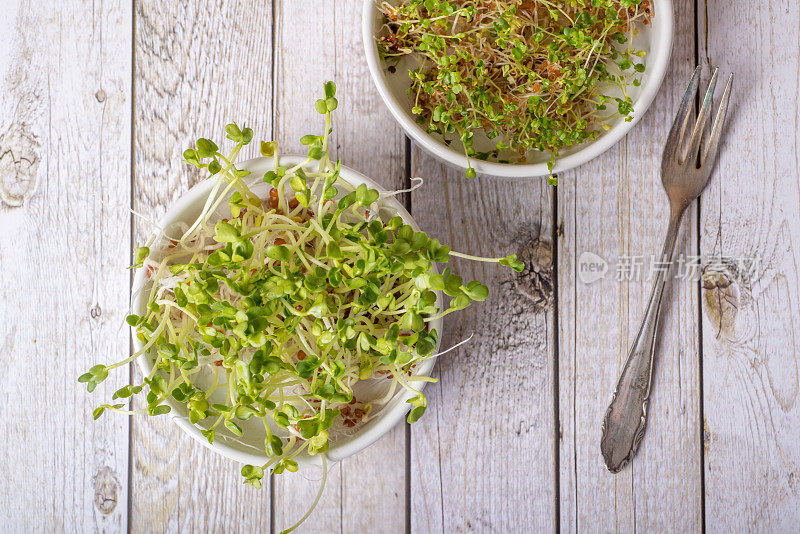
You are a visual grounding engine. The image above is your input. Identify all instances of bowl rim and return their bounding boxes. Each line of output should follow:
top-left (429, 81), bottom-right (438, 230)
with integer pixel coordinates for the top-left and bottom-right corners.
top-left (361, 0), bottom-right (674, 178)
top-left (130, 155), bottom-right (443, 467)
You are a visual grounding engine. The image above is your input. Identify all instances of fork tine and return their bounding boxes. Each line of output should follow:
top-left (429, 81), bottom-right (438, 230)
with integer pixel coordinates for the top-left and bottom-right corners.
top-left (683, 68), bottom-right (719, 164)
top-left (701, 73), bottom-right (733, 167)
top-left (665, 65), bottom-right (701, 153)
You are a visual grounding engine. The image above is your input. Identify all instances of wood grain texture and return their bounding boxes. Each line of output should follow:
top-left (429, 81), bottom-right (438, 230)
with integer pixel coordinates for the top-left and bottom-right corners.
top-left (131, 1), bottom-right (273, 531)
top-left (0, 0), bottom-right (131, 531)
top-left (557, 0), bottom-right (703, 530)
top-left (271, 2), bottom-right (410, 532)
top-left (4, 1), bottom-right (800, 531)
top-left (699, 2), bottom-right (800, 531)
top-left (409, 155), bottom-right (557, 532)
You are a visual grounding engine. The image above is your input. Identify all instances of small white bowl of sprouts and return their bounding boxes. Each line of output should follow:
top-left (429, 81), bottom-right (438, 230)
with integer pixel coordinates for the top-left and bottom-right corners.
top-left (128, 154), bottom-right (447, 468)
top-left (363, 0), bottom-right (673, 181)
top-left (79, 82), bottom-right (523, 532)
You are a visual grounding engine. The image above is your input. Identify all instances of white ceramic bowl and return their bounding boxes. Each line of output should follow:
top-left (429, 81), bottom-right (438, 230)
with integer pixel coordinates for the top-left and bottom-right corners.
top-left (131, 156), bottom-right (443, 467)
top-left (362, 0), bottom-right (674, 177)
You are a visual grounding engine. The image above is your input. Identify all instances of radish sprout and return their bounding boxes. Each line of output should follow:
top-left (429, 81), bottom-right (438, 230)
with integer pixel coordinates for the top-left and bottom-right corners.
top-left (80, 81), bottom-right (523, 532)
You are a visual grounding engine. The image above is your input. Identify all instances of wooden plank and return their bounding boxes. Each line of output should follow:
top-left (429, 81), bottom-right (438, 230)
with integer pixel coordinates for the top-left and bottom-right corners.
top-left (271, 2), bottom-right (410, 532)
top-left (557, 0), bottom-right (702, 529)
top-left (0, 0), bottom-right (131, 531)
top-left (131, 1), bottom-right (273, 530)
top-left (699, 2), bottom-right (800, 531)
top-left (408, 159), bottom-right (557, 531)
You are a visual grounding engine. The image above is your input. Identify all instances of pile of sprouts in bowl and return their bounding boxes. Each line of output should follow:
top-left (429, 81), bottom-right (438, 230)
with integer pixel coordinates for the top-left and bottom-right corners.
top-left (376, 0), bottom-right (653, 182)
top-left (80, 82), bottom-right (522, 533)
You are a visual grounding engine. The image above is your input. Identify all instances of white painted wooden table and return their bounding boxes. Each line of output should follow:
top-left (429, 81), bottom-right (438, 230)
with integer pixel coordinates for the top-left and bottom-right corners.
top-left (1, 1), bottom-right (798, 532)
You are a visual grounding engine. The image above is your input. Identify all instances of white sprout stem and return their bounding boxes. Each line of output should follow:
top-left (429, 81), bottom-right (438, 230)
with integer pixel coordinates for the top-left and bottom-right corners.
top-left (448, 250), bottom-right (505, 263)
top-left (280, 454), bottom-right (329, 534)
top-left (428, 333), bottom-right (474, 359)
top-left (379, 176), bottom-right (424, 199)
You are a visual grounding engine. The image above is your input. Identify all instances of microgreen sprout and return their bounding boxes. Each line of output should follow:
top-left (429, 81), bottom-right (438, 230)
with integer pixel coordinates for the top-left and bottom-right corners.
top-left (378, 0), bottom-right (653, 183)
top-left (81, 81), bottom-right (522, 533)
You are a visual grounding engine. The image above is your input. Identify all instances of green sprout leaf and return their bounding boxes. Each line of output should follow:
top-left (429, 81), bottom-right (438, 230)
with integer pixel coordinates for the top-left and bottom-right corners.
top-left (183, 149), bottom-right (200, 166)
top-left (323, 81), bottom-right (336, 99)
top-left (465, 280), bottom-right (489, 301)
top-left (406, 395), bottom-right (427, 423)
top-left (499, 254), bottom-right (525, 272)
top-left (195, 138), bottom-right (218, 158)
top-left (134, 246), bottom-right (150, 267)
top-left (241, 464), bottom-right (264, 489)
top-left (208, 159), bottom-right (222, 175)
top-left (214, 221), bottom-right (239, 243)
top-left (260, 141), bottom-right (277, 157)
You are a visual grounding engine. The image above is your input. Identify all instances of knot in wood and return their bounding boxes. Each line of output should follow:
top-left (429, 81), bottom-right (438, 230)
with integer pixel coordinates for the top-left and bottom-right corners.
top-left (0, 123), bottom-right (40, 208)
top-left (93, 466), bottom-right (119, 515)
top-left (513, 237), bottom-right (554, 311)
top-left (701, 259), bottom-right (741, 339)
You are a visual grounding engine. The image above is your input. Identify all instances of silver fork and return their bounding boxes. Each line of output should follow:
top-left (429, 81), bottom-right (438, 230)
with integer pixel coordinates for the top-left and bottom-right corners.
top-left (600, 66), bottom-right (734, 473)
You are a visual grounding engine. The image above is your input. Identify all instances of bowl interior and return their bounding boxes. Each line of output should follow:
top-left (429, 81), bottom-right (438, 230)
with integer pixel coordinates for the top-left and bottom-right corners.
top-left (131, 156), bottom-right (443, 466)
top-left (363, 0), bottom-right (673, 176)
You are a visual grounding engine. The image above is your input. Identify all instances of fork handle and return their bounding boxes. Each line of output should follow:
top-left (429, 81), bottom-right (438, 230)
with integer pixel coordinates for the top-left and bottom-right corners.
top-left (600, 209), bottom-right (684, 473)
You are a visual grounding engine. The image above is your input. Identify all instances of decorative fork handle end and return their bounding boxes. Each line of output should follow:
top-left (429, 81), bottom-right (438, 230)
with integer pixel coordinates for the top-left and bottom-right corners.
top-left (600, 214), bottom-right (680, 473)
top-left (601, 387), bottom-right (650, 473)
top-left (599, 282), bottom-right (664, 473)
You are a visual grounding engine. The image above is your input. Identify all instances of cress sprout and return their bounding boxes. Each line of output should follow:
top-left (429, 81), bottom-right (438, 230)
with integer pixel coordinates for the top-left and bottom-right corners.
top-left (81, 82), bottom-right (523, 532)
top-left (377, 0), bottom-right (653, 183)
